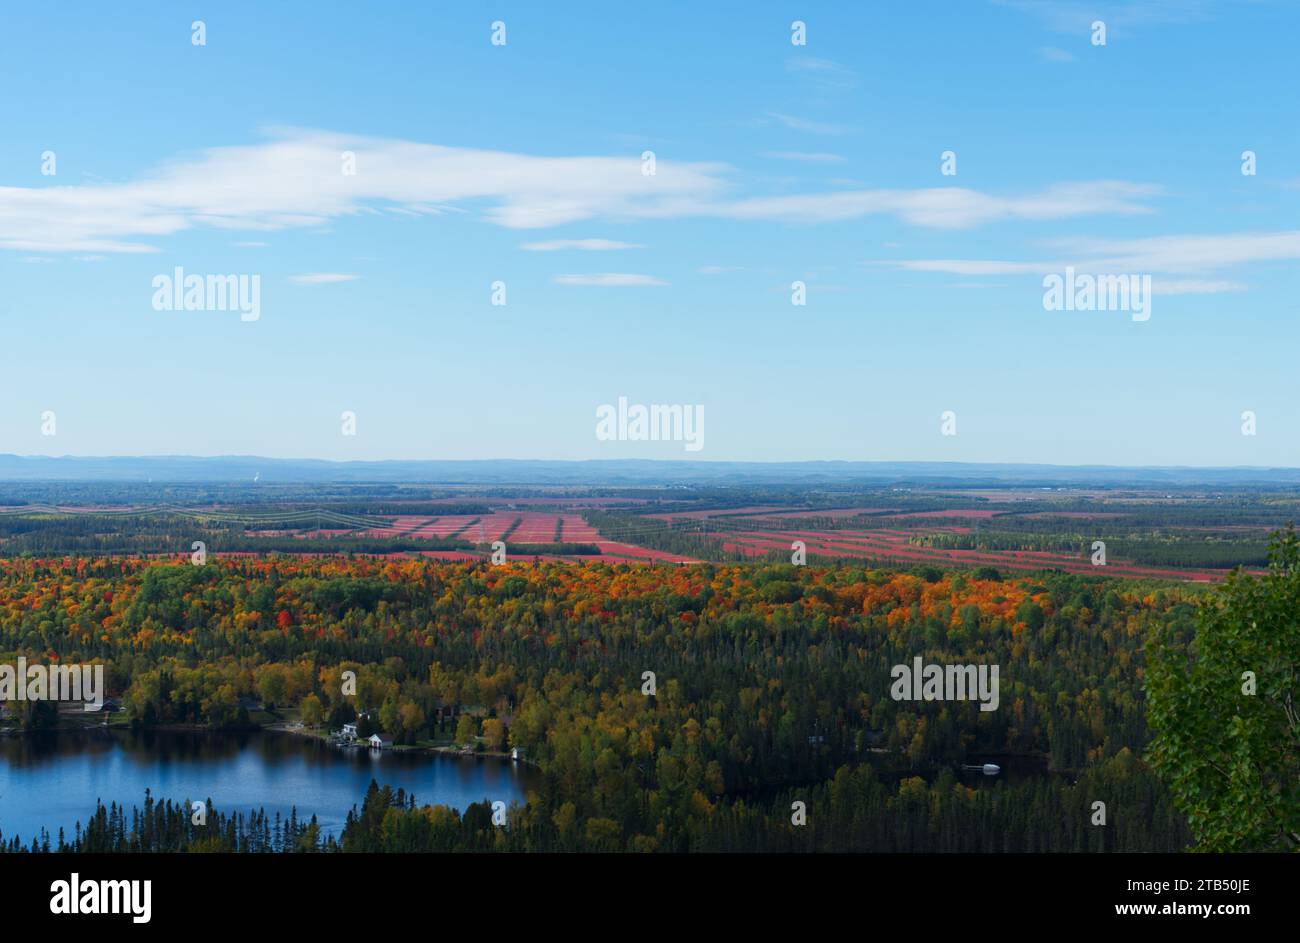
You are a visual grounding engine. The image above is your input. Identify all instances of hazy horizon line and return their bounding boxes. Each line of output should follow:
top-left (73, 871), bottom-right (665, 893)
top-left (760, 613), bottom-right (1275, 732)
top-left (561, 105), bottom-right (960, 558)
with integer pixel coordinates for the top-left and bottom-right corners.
top-left (4, 453), bottom-right (1300, 472)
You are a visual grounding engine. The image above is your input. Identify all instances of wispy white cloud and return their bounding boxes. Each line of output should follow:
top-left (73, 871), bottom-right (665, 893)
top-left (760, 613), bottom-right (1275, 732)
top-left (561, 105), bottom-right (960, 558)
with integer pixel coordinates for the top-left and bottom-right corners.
top-left (0, 128), bottom-right (1164, 252)
top-left (1037, 46), bottom-right (1076, 62)
top-left (878, 230), bottom-right (1300, 294)
top-left (711, 181), bottom-right (1158, 228)
top-left (766, 111), bottom-right (853, 136)
top-left (1151, 278), bottom-right (1245, 295)
top-left (995, 0), bottom-right (1217, 33)
top-left (521, 238), bottom-right (644, 251)
top-left (0, 128), bottom-right (728, 252)
top-left (786, 56), bottom-right (856, 77)
top-left (1045, 231), bottom-right (1300, 272)
top-left (886, 259), bottom-right (1050, 275)
top-left (289, 272), bottom-right (359, 284)
top-left (760, 151), bottom-right (846, 163)
top-left (784, 56), bottom-right (858, 90)
top-left (553, 273), bottom-right (667, 286)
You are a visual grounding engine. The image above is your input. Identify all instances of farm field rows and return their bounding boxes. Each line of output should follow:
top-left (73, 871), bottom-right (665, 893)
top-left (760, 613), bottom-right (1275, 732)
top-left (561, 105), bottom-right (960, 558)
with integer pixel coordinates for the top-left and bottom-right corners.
top-left (280, 501), bottom-right (1266, 579)
top-left (2, 485), bottom-right (1291, 580)
top-left (345, 511), bottom-right (699, 564)
top-left (716, 523), bottom-right (1230, 581)
top-left (633, 499), bottom-right (1280, 581)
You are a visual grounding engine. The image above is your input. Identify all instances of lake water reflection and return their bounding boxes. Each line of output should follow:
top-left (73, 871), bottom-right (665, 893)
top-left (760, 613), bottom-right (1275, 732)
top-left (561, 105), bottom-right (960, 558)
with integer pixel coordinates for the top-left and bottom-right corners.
top-left (0, 728), bottom-right (534, 844)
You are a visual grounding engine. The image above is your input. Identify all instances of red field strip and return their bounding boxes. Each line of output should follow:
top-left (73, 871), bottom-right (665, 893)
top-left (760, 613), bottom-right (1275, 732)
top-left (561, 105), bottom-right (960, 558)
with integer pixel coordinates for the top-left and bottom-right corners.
top-left (718, 526), bottom-right (1238, 581)
top-left (224, 502), bottom-right (1258, 582)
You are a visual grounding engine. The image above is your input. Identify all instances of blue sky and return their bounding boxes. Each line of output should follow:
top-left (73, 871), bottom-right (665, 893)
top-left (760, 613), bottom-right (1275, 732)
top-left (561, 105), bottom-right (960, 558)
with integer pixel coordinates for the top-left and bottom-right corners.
top-left (1, 0), bottom-right (1297, 466)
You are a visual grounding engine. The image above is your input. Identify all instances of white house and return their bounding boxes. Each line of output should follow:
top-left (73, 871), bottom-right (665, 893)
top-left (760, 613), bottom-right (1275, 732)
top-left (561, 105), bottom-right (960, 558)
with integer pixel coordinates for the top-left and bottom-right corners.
top-left (341, 723), bottom-right (358, 740)
top-left (368, 733), bottom-right (393, 749)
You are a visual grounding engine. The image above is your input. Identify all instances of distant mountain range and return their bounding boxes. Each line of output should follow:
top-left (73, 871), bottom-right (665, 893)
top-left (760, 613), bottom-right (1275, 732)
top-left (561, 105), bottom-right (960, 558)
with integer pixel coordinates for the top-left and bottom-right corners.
top-left (2, 454), bottom-right (1300, 486)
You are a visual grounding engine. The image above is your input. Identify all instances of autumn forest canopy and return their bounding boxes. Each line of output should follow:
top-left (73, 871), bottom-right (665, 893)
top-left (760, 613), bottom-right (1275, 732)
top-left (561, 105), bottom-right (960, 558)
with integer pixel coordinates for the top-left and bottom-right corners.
top-left (1, 527), bottom-right (1293, 853)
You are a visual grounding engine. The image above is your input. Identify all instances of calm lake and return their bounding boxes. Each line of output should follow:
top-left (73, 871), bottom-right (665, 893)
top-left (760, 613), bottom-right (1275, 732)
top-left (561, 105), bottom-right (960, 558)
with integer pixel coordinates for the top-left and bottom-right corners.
top-left (0, 729), bottom-right (535, 845)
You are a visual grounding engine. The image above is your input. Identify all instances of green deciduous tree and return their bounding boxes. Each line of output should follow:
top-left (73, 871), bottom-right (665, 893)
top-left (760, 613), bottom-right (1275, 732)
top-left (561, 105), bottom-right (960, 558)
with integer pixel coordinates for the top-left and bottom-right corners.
top-left (300, 693), bottom-right (324, 728)
top-left (1148, 526), bottom-right (1300, 851)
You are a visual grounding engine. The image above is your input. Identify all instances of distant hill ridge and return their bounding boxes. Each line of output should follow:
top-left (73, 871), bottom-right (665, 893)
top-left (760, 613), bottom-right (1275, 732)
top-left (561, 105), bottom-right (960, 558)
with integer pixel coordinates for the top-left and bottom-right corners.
top-left (2, 454), bottom-right (1299, 486)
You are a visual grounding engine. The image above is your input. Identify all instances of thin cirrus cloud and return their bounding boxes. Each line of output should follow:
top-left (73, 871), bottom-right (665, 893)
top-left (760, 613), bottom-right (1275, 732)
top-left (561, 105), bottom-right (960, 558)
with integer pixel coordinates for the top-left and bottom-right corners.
top-left (890, 258), bottom-right (1243, 295)
top-left (995, 0), bottom-right (1216, 32)
top-left (1037, 46), bottom-right (1076, 62)
top-left (710, 181), bottom-right (1159, 228)
top-left (288, 273), bottom-right (359, 284)
top-left (785, 56), bottom-right (856, 77)
top-left (877, 231), bottom-right (1300, 294)
top-left (1150, 279), bottom-right (1244, 295)
top-left (0, 127), bottom-right (1161, 252)
top-left (885, 231), bottom-right (1300, 273)
top-left (0, 128), bottom-right (727, 252)
top-left (1045, 231), bottom-right (1300, 272)
top-left (520, 238), bottom-right (644, 251)
top-left (784, 56), bottom-right (858, 89)
top-left (881, 261), bottom-right (1247, 295)
top-left (553, 273), bottom-right (667, 287)
top-left (760, 151), bottom-right (846, 163)
top-left (765, 111), bottom-right (854, 135)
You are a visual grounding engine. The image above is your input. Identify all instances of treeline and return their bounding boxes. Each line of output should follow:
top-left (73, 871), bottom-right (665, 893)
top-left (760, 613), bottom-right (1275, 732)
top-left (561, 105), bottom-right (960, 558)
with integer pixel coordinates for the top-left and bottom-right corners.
top-left (1107, 537), bottom-right (1270, 569)
top-left (584, 510), bottom-right (740, 561)
top-left (342, 749), bottom-right (1185, 852)
top-left (913, 530), bottom-right (1271, 569)
top-left (0, 513), bottom-right (478, 556)
top-left (0, 480), bottom-right (496, 513)
top-left (3, 750), bottom-right (1186, 853)
top-left (507, 542), bottom-right (601, 556)
top-left (0, 554), bottom-right (1199, 850)
top-left (0, 792), bottom-right (326, 853)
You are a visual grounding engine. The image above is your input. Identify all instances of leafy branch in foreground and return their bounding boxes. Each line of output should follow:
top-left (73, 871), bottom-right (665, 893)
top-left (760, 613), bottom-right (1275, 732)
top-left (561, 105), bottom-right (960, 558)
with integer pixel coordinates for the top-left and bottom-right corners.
top-left (1147, 525), bottom-right (1300, 851)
